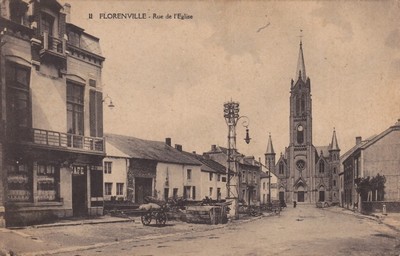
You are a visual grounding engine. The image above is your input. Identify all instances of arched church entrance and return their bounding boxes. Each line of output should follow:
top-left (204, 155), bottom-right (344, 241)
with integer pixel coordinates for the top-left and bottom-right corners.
top-left (297, 185), bottom-right (305, 202)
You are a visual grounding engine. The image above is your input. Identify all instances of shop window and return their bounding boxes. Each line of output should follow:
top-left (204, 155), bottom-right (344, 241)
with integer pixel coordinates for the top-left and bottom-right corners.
top-left (36, 163), bottom-right (59, 202)
top-left (7, 162), bottom-right (32, 202)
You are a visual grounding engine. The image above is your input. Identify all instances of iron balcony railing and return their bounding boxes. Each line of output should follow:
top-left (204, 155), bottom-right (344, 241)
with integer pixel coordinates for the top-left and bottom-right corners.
top-left (27, 128), bottom-right (104, 153)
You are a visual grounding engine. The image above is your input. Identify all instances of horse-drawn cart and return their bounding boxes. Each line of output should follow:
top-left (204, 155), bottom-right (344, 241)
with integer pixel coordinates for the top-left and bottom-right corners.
top-left (139, 203), bottom-right (167, 226)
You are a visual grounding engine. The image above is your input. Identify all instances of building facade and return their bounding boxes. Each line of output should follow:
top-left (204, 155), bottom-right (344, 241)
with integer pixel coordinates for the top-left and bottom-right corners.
top-left (342, 120), bottom-right (400, 211)
top-left (204, 145), bottom-right (262, 206)
top-left (0, 0), bottom-right (106, 226)
top-left (268, 41), bottom-right (340, 205)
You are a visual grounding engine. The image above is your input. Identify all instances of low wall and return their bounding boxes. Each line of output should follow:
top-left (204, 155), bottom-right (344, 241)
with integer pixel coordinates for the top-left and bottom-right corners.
top-left (362, 201), bottom-right (400, 214)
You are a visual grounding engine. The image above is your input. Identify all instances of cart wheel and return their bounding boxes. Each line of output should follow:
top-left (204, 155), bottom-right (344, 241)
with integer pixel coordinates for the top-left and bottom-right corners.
top-left (156, 212), bottom-right (167, 226)
top-left (141, 213), bottom-right (152, 226)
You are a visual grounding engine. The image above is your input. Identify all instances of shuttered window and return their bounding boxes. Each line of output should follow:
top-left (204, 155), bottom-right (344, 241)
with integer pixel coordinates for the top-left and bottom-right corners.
top-left (89, 90), bottom-right (103, 137)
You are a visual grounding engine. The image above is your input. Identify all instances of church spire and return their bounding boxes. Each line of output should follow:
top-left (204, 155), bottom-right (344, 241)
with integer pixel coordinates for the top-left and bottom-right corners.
top-left (295, 40), bottom-right (307, 82)
top-left (330, 128), bottom-right (340, 151)
top-left (266, 133), bottom-right (275, 154)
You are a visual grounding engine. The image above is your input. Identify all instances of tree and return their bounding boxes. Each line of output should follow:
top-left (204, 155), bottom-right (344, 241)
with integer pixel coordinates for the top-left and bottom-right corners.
top-left (355, 174), bottom-right (386, 202)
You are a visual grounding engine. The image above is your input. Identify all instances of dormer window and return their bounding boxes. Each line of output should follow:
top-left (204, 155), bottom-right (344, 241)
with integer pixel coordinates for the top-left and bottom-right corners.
top-left (68, 30), bottom-right (81, 47)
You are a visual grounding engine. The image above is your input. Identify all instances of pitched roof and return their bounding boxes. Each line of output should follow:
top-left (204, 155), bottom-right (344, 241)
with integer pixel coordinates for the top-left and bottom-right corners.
top-left (340, 135), bottom-right (377, 163)
top-left (265, 134), bottom-right (275, 154)
top-left (105, 134), bottom-right (201, 165)
top-left (315, 146), bottom-right (330, 158)
top-left (181, 152), bottom-right (226, 174)
top-left (296, 40), bottom-right (307, 82)
top-left (330, 129), bottom-right (340, 151)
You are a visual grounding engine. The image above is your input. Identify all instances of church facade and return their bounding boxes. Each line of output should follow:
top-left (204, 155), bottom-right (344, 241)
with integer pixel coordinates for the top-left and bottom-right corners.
top-left (265, 41), bottom-right (340, 205)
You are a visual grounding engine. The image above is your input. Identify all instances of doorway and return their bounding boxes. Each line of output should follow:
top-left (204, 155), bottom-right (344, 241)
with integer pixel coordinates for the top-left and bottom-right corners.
top-left (319, 190), bottom-right (325, 202)
top-left (135, 177), bottom-right (152, 204)
top-left (72, 172), bottom-right (87, 217)
top-left (298, 191), bottom-right (305, 202)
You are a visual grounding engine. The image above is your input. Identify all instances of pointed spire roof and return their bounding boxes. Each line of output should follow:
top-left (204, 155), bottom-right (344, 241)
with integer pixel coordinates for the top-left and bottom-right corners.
top-left (266, 133), bottom-right (275, 155)
top-left (295, 40), bottom-right (307, 82)
top-left (330, 128), bottom-right (340, 151)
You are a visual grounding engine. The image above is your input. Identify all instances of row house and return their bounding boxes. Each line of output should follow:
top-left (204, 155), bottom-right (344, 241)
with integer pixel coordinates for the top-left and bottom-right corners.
top-left (181, 152), bottom-right (227, 201)
top-left (0, 0), bottom-right (105, 226)
top-left (260, 166), bottom-right (278, 205)
top-left (341, 119), bottom-right (400, 212)
top-left (103, 134), bottom-right (230, 204)
top-left (203, 145), bottom-right (262, 206)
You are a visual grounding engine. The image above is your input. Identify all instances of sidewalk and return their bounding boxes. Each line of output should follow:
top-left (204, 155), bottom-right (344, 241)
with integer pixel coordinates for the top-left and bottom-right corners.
top-left (0, 212), bottom-right (269, 256)
top-left (323, 206), bottom-right (400, 232)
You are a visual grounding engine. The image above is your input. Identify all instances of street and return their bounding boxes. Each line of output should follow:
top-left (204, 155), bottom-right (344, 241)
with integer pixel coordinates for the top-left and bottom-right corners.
top-left (17, 205), bottom-right (399, 256)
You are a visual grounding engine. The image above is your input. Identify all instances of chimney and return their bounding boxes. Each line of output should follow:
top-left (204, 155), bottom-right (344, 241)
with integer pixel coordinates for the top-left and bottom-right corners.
top-left (165, 138), bottom-right (171, 146)
top-left (192, 151), bottom-right (196, 154)
top-left (175, 144), bottom-right (182, 152)
top-left (211, 145), bottom-right (217, 151)
top-left (356, 136), bottom-right (362, 145)
top-left (63, 3), bottom-right (71, 23)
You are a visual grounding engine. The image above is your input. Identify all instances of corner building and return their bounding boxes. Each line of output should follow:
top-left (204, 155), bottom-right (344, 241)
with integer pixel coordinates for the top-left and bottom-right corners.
top-left (267, 41), bottom-right (340, 205)
top-left (0, 0), bottom-right (105, 226)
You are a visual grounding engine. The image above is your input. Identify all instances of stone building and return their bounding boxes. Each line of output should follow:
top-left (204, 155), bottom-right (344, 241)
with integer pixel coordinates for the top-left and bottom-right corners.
top-left (0, 0), bottom-right (105, 226)
top-left (342, 119), bottom-right (400, 211)
top-left (267, 41), bottom-right (340, 205)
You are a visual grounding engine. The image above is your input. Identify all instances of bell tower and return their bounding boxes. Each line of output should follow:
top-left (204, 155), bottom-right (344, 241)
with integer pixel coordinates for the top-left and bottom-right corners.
top-left (287, 39), bottom-right (316, 203)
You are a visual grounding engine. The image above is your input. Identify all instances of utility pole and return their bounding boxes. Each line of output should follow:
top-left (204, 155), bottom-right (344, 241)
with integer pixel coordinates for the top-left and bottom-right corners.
top-left (223, 100), bottom-right (250, 220)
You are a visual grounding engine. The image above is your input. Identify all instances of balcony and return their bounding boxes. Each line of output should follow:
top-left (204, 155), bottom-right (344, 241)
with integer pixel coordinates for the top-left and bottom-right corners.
top-left (14, 128), bottom-right (104, 154)
top-left (39, 32), bottom-right (67, 69)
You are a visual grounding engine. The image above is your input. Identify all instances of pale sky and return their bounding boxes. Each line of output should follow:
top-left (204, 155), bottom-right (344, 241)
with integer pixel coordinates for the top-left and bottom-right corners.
top-left (66, 0), bottom-right (400, 161)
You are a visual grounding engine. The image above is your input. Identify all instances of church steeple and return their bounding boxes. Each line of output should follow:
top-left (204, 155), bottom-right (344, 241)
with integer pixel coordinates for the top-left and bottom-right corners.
top-left (330, 128), bottom-right (340, 151)
top-left (266, 133), bottom-right (275, 154)
top-left (265, 133), bottom-right (276, 173)
top-left (295, 40), bottom-right (307, 82)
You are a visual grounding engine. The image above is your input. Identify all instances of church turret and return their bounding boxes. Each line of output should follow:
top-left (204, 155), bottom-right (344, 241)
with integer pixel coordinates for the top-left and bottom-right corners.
top-left (329, 128), bottom-right (340, 161)
top-left (265, 133), bottom-right (276, 173)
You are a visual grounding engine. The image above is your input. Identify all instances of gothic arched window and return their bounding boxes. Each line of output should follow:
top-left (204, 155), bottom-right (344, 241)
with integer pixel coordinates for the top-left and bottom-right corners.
top-left (301, 95), bottom-right (306, 114)
top-left (279, 162), bottom-right (284, 175)
top-left (296, 96), bottom-right (300, 116)
top-left (319, 161), bottom-right (325, 173)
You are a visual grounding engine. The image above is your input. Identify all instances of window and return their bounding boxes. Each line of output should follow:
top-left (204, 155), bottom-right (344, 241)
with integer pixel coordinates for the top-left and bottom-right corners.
top-left (89, 90), bottom-right (103, 137)
top-left (187, 169), bottom-right (192, 180)
top-left (209, 187), bottom-right (213, 197)
top-left (319, 161), bottom-right (325, 173)
top-left (68, 30), bottom-right (81, 47)
top-left (333, 180), bottom-right (336, 187)
top-left (6, 63), bottom-right (31, 134)
top-left (192, 186), bottom-right (196, 200)
top-left (37, 163), bottom-right (59, 201)
top-left (297, 125), bottom-right (304, 144)
top-left (279, 162), bottom-right (284, 174)
top-left (41, 12), bottom-right (54, 36)
top-left (263, 182), bottom-right (266, 190)
top-left (209, 173), bottom-right (213, 181)
top-left (173, 188), bottom-right (178, 199)
top-left (105, 183), bottom-right (112, 196)
top-left (296, 160), bottom-right (305, 171)
top-left (67, 82), bottom-right (84, 135)
top-left (217, 188), bottom-right (221, 200)
top-left (7, 162), bottom-right (32, 202)
top-left (10, 0), bottom-right (27, 24)
top-left (116, 183), bottom-right (124, 196)
top-left (222, 176), bottom-right (227, 182)
top-left (217, 174), bottom-right (221, 182)
top-left (333, 167), bottom-right (337, 174)
top-left (104, 162), bottom-right (112, 174)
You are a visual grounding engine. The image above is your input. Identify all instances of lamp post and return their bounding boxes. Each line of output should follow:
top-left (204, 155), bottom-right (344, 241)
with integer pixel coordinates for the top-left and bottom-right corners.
top-left (223, 100), bottom-right (250, 220)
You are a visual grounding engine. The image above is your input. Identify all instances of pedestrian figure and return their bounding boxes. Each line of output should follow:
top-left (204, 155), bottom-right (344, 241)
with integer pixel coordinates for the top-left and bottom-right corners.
top-left (293, 201), bottom-right (297, 208)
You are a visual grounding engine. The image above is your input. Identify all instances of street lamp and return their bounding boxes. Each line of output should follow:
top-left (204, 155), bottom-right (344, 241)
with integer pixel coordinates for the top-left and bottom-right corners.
top-left (223, 100), bottom-right (250, 220)
top-left (102, 94), bottom-right (115, 109)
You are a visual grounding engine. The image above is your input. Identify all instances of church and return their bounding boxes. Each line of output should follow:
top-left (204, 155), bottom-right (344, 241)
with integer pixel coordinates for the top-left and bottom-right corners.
top-left (265, 41), bottom-right (341, 205)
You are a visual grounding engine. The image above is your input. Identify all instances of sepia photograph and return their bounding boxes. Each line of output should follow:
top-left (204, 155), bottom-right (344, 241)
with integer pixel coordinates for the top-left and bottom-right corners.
top-left (0, 0), bottom-right (399, 255)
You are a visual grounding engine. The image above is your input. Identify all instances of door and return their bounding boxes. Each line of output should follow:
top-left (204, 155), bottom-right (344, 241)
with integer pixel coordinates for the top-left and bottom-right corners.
top-left (279, 191), bottom-right (285, 202)
top-left (135, 177), bottom-right (152, 204)
top-left (298, 191), bottom-right (305, 202)
top-left (72, 171), bottom-right (87, 217)
top-left (319, 191), bottom-right (325, 202)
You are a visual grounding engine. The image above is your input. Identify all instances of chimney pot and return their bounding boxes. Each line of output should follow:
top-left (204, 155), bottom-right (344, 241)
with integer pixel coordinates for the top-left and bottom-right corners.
top-left (211, 145), bottom-right (217, 151)
top-left (165, 138), bottom-right (171, 146)
top-left (175, 144), bottom-right (182, 152)
top-left (356, 136), bottom-right (362, 145)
